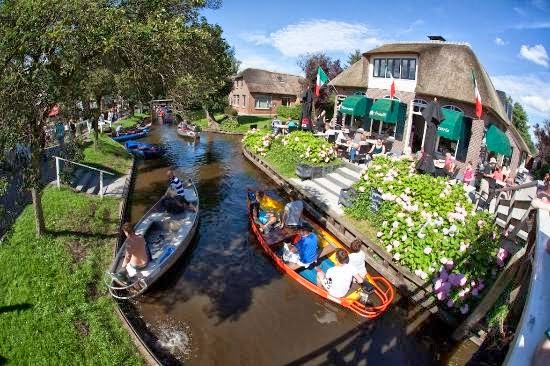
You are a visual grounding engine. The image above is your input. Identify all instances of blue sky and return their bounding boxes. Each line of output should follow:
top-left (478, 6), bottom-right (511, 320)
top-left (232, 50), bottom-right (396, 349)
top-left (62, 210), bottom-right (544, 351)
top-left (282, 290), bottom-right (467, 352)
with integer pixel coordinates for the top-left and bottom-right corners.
top-left (202, 0), bottom-right (550, 127)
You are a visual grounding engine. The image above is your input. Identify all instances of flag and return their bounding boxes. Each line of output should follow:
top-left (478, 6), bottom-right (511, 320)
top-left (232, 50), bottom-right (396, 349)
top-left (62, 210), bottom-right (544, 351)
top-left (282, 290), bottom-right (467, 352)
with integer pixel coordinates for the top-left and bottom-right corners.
top-left (389, 72), bottom-right (396, 99)
top-left (472, 71), bottom-right (482, 119)
top-left (315, 67), bottom-right (329, 96)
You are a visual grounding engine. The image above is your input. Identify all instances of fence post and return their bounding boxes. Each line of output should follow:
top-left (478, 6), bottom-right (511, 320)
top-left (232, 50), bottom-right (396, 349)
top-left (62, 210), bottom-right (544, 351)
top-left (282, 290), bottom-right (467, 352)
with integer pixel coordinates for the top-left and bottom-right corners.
top-left (55, 156), bottom-right (61, 189)
top-left (100, 171), bottom-right (104, 198)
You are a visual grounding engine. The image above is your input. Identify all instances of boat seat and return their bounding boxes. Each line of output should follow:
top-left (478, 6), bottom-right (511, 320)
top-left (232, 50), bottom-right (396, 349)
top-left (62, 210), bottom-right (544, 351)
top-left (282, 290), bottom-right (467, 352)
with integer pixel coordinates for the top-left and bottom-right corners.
top-left (135, 212), bottom-right (169, 236)
top-left (287, 244), bottom-right (336, 270)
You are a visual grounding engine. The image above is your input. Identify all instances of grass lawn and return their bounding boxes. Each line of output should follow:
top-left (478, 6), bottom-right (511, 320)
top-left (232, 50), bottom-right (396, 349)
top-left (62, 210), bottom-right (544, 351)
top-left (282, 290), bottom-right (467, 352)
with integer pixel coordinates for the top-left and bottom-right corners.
top-left (116, 113), bottom-right (149, 129)
top-left (0, 187), bottom-right (143, 365)
top-left (82, 134), bottom-right (133, 175)
top-left (193, 114), bottom-right (272, 133)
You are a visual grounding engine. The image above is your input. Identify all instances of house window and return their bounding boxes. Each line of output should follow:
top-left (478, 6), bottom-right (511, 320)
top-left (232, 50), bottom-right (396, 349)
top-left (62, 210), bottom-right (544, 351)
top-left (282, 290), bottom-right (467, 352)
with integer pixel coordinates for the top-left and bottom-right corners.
top-left (255, 95), bottom-right (271, 109)
top-left (442, 105), bottom-right (463, 113)
top-left (435, 136), bottom-right (458, 156)
top-left (372, 58), bottom-right (416, 80)
top-left (235, 95), bottom-right (240, 107)
top-left (242, 95), bottom-right (246, 107)
top-left (413, 99), bottom-right (428, 113)
top-left (281, 97), bottom-right (291, 106)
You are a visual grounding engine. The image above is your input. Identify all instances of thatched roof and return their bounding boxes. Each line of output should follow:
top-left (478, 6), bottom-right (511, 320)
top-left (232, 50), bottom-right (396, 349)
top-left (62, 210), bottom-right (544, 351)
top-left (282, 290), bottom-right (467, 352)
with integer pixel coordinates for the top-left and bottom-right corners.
top-left (236, 68), bottom-right (304, 96)
top-left (364, 42), bottom-right (531, 151)
top-left (329, 59), bottom-right (368, 88)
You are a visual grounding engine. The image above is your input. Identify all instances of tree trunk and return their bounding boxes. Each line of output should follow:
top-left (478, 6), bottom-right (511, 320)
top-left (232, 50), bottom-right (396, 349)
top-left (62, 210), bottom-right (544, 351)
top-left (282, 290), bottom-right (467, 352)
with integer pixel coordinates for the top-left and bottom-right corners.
top-left (93, 96), bottom-right (101, 149)
top-left (29, 133), bottom-right (45, 237)
top-left (31, 187), bottom-right (45, 237)
top-left (204, 107), bottom-right (219, 130)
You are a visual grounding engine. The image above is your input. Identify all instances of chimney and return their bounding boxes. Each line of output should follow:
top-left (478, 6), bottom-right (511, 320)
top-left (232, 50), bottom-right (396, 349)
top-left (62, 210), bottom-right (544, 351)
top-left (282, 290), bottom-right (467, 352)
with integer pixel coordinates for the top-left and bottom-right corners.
top-left (427, 35), bottom-right (446, 42)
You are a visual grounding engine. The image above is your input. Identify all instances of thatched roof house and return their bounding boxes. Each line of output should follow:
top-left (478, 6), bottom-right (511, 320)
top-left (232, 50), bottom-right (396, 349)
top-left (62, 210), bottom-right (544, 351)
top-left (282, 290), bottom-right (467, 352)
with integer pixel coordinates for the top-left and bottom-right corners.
top-left (329, 41), bottom-right (531, 173)
top-left (229, 68), bottom-right (304, 115)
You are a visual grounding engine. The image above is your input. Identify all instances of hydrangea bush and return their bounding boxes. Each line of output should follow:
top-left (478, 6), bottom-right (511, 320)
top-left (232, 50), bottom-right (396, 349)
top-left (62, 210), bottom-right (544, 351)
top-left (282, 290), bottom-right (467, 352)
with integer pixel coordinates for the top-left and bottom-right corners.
top-left (346, 156), bottom-right (504, 313)
top-left (242, 130), bottom-right (337, 166)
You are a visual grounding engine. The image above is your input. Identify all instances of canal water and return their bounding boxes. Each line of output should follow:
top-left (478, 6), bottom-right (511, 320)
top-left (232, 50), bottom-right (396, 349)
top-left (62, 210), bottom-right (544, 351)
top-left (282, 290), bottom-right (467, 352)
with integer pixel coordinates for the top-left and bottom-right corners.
top-left (127, 124), bottom-right (447, 365)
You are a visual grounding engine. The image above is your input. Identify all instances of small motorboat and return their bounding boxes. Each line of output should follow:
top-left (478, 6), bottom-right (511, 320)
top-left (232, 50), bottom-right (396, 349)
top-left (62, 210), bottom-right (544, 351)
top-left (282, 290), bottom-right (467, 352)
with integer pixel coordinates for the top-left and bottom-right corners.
top-left (124, 140), bottom-right (165, 159)
top-left (177, 122), bottom-right (200, 139)
top-left (106, 178), bottom-right (199, 299)
top-left (246, 193), bottom-right (394, 318)
top-left (111, 128), bottom-right (150, 142)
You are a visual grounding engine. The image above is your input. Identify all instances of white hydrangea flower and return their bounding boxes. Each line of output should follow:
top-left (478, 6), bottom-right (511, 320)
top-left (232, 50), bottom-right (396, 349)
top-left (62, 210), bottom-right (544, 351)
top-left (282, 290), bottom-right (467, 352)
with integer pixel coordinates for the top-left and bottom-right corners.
top-left (424, 247), bottom-right (432, 254)
top-left (393, 253), bottom-right (401, 261)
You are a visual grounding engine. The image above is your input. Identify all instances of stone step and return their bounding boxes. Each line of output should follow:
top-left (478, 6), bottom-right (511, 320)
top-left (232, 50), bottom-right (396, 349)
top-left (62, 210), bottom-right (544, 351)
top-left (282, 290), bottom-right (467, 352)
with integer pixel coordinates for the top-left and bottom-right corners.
top-left (70, 167), bottom-right (87, 187)
top-left (323, 173), bottom-right (353, 189)
top-left (341, 161), bottom-right (364, 174)
top-left (75, 171), bottom-right (93, 192)
top-left (335, 166), bottom-right (362, 180)
top-left (312, 177), bottom-right (345, 197)
top-left (86, 173), bottom-right (100, 194)
top-left (325, 173), bottom-right (356, 188)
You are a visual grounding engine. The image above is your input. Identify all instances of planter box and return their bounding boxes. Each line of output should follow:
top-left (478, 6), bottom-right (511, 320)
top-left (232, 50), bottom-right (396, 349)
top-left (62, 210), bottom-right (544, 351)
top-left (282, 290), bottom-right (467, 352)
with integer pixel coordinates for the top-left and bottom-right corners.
top-left (295, 163), bottom-right (341, 180)
top-left (338, 187), bottom-right (357, 207)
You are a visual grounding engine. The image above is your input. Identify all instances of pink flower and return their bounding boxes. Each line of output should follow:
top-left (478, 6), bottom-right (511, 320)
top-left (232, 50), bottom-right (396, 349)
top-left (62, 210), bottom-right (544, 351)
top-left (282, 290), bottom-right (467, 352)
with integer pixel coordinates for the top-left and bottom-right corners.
top-left (458, 290), bottom-right (466, 299)
top-left (496, 248), bottom-right (509, 267)
top-left (441, 281), bottom-right (451, 293)
top-left (434, 279), bottom-right (444, 292)
top-left (460, 304), bottom-right (469, 314)
top-left (472, 288), bottom-right (479, 297)
top-left (458, 274), bottom-right (467, 287)
top-left (436, 291), bottom-right (447, 301)
top-left (477, 282), bottom-right (485, 291)
top-left (445, 260), bottom-right (454, 271)
top-left (471, 280), bottom-right (476, 287)
top-left (447, 299), bottom-right (455, 308)
top-left (439, 270), bottom-right (449, 282)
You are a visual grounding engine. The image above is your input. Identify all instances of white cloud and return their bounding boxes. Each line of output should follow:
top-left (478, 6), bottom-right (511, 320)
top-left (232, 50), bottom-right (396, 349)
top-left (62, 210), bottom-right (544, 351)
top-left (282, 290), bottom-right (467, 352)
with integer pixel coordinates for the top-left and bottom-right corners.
top-left (494, 37), bottom-right (507, 46)
top-left (519, 44), bottom-right (549, 67)
top-left (237, 54), bottom-right (301, 75)
top-left (241, 19), bottom-right (385, 57)
top-left (397, 19), bottom-right (424, 35)
top-left (512, 21), bottom-right (550, 29)
top-left (492, 74), bottom-right (550, 119)
top-left (513, 7), bottom-right (527, 16)
top-left (531, 0), bottom-right (548, 11)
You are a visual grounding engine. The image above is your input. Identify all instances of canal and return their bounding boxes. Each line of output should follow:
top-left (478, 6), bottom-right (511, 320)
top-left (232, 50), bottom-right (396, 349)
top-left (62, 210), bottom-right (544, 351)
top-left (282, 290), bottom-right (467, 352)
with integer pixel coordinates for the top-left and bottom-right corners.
top-left (126, 124), bottom-right (447, 365)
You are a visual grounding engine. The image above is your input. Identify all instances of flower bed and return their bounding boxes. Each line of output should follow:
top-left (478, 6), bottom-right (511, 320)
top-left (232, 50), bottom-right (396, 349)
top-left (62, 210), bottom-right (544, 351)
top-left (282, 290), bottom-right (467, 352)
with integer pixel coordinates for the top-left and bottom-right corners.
top-left (346, 156), bottom-right (506, 314)
top-left (242, 130), bottom-right (338, 176)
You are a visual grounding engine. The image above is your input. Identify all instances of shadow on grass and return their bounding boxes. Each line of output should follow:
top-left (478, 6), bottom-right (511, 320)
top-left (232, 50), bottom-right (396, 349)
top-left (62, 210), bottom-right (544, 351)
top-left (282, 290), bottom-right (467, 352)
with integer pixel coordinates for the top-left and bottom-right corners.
top-left (0, 355), bottom-right (6, 365)
top-left (0, 303), bottom-right (33, 314)
top-left (46, 229), bottom-right (117, 240)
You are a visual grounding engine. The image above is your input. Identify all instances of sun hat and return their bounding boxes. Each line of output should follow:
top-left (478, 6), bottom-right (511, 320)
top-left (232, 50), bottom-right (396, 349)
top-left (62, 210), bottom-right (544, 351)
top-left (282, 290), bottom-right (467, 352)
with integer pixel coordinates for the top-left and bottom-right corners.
top-left (356, 128), bottom-right (365, 133)
top-left (489, 157), bottom-right (497, 164)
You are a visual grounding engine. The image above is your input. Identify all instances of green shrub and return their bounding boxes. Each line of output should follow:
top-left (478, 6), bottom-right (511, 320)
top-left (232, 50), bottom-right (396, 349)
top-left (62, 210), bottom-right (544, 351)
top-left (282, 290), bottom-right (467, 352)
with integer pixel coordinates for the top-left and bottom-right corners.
top-left (345, 155), bottom-right (502, 313)
top-left (276, 104), bottom-right (301, 120)
top-left (224, 106), bottom-right (238, 117)
top-left (219, 117), bottom-right (239, 131)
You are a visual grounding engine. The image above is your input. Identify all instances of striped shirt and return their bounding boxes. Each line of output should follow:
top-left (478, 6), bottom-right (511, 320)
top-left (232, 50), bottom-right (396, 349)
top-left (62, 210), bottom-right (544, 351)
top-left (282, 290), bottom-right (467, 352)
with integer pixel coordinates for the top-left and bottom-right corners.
top-left (169, 176), bottom-right (185, 197)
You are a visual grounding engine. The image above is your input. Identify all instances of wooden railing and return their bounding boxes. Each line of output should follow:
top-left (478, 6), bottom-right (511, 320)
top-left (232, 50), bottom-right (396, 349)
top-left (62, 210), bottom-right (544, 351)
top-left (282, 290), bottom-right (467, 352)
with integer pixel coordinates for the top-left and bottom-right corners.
top-left (53, 156), bottom-right (115, 197)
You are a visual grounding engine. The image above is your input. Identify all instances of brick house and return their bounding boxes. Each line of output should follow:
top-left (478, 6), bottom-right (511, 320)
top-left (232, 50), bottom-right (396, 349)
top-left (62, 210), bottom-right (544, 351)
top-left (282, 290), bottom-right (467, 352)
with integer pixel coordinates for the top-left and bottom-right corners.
top-left (228, 68), bottom-right (304, 115)
top-left (329, 41), bottom-right (531, 176)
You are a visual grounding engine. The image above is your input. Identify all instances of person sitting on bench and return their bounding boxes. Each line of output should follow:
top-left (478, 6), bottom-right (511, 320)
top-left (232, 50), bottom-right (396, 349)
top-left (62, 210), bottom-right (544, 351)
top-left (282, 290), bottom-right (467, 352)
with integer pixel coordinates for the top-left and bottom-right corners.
top-left (282, 222), bottom-right (318, 267)
top-left (348, 239), bottom-right (367, 280)
top-left (316, 249), bottom-right (363, 298)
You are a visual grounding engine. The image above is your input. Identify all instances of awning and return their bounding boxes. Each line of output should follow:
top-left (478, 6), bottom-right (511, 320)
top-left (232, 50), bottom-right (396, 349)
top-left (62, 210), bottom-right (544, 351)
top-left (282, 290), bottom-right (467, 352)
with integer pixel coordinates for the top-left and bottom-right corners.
top-left (485, 124), bottom-right (512, 157)
top-left (437, 109), bottom-right (465, 141)
top-left (369, 98), bottom-right (406, 124)
top-left (339, 95), bottom-right (372, 117)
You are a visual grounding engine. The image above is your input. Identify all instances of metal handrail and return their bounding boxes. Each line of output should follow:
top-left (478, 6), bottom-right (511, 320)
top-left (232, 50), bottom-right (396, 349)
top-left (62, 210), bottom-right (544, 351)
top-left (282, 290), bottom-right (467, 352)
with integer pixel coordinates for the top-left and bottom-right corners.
top-left (495, 180), bottom-right (539, 193)
top-left (53, 156), bottom-right (115, 175)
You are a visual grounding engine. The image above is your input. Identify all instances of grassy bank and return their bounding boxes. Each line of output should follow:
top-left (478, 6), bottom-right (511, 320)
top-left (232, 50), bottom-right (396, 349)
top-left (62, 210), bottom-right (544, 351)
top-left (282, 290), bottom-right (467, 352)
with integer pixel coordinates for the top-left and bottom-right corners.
top-left (82, 134), bottom-right (132, 175)
top-left (0, 187), bottom-right (143, 365)
top-left (194, 113), bottom-right (272, 133)
top-left (116, 113), bottom-right (149, 129)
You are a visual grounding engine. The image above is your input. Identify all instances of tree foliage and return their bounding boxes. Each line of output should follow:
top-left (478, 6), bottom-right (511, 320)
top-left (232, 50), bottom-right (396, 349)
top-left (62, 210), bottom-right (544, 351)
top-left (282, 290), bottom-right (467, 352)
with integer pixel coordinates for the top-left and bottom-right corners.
top-left (346, 49), bottom-right (362, 68)
top-left (534, 119), bottom-right (550, 163)
top-left (297, 53), bottom-right (343, 113)
top-left (511, 102), bottom-right (536, 154)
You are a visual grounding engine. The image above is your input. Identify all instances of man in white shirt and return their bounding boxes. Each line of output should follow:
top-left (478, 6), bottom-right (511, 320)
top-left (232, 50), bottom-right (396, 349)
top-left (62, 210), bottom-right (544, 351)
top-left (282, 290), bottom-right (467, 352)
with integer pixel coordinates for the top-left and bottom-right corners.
top-left (280, 199), bottom-right (303, 228)
top-left (316, 249), bottom-right (363, 298)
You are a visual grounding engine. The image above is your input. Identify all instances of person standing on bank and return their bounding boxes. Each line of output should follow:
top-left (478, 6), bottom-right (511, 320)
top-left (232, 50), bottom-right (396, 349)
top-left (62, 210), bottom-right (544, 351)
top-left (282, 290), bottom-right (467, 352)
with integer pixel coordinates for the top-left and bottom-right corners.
top-left (479, 157), bottom-right (497, 209)
top-left (54, 120), bottom-right (66, 148)
top-left (348, 128), bottom-right (365, 164)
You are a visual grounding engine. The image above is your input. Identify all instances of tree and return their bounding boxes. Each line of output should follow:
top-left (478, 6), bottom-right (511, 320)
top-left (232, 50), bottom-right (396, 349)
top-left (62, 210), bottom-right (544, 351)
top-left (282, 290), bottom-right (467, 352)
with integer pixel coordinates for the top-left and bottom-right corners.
top-left (512, 102), bottom-right (536, 154)
top-left (0, 0), bottom-right (114, 236)
top-left (534, 119), bottom-right (550, 164)
top-left (346, 49), bottom-right (362, 68)
top-left (297, 53), bottom-right (343, 112)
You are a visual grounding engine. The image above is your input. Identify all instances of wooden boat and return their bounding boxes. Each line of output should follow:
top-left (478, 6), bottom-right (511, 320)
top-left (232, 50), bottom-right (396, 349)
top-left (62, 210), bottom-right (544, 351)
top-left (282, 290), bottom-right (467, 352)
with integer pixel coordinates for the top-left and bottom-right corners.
top-left (112, 128), bottom-right (150, 142)
top-left (177, 122), bottom-right (200, 139)
top-left (106, 178), bottom-right (199, 299)
top-left (124, 140), bottom-right (165, 159)
top-left (247, 194), bottom-right (394, 318)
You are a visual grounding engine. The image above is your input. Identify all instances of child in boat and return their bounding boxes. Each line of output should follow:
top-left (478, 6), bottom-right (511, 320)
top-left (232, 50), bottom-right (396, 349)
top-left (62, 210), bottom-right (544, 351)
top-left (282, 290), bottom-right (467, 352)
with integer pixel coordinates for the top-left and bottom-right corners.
top-left (164, 170), bottom-right (196, 213)
top-left (282, 222), bottom-right (318, 267)
top-left (316, 249), bottom-right (363, 298)
top-left (348, 239), bottom-right (367, 279)
top-left (248, 189), bottom-right (281, 233)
